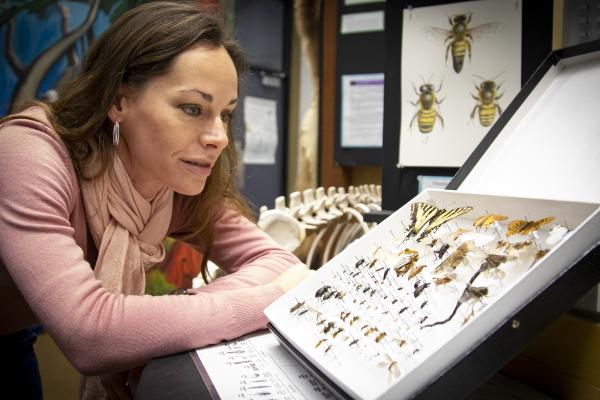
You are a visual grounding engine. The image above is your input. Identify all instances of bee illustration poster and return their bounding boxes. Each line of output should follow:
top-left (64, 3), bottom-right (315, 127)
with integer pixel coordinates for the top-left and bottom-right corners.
top-left (398, 0), bottom-right (522, 167)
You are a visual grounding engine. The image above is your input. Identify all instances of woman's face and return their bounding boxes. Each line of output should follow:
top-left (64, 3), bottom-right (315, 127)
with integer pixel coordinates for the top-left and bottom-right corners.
top-left (114, 43), bottom-right (238, 198)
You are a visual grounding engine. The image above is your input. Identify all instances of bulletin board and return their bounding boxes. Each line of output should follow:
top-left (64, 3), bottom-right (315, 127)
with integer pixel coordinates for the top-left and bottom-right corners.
top-left (334, 0), bottom-right (386, 166)
top-left (380, 0), bottom-right (552, 211)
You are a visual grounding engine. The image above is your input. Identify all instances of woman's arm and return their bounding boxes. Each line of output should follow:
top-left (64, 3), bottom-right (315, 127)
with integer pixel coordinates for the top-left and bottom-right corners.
top-left (169, 197), bottom-right (304, 293)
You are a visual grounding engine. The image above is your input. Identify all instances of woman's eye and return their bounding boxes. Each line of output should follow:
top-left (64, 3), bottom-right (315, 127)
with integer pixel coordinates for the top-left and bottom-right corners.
top-left (181, 104), bottom-right (201, 116)
top-left (221, 112), bottom-right (233, 123)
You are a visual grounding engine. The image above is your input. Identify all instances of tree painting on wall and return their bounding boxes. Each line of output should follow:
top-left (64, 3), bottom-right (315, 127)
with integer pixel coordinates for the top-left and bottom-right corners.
top-left (0, 0), bottom-right (152, 116)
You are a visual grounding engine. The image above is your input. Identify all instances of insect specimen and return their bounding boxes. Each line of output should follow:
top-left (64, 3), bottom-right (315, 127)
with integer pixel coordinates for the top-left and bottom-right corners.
top-left (546, 225), bottom-right (569, 246)
top-left (473, 213), bottom-right (507, 229)
top-left (424, 13), bottom-right (500, 73)
top-left (471, 75), bottom-right (505, 127)
top-left (324, 344), bottom-right (333, 353)
top-left (349, 316), bottom-right (360, 325)
top-left (393, 338), bottom-right (407, 348)
top-left (366, 258), bottom-right (378, 269)
top-left (297, 309), bottom-right (309, 317)
top-left (449, 227), bottom-right (472, 241)
top-left (315, 339), bottom-right (328, 349)
top-left (349, 338), bottom-right (359, 347)
top-left (420, 301), bottom-right (428, 309)
top-left (377, 354), bottom-right (402, 383)
top-left (413, 281), bottom-right (431, 298)
top-left (531, 249), bottom-right (550, 266)
top-left (289, 301), bottom-right (305, 314)
top-left (419, 316), bottom-right (429, 324)
top-left (433, 241), bottom-right (474, 275)
top-left (427, 238), bottom-right (439, 247)
top-left (322, 291), bottom-right (336, 301)
top-left (364, 327), bottom-right (379, 337)
top-left (394, 254), bottom-right (419, 277)
top-left (332, 328), bottom-right (345, 339)
top-left (355, 258), bottom-right (366, 268)
top-left (407, 264), bottom-right (426, 281)
top-left (323, 322), bottom-right (336, 334)
top-left (422, 284), bottom-right (488, 329)
top-left (399, 307), bottom-right (409, 314)
top-left (315, 285), bottom-right (332, 299)
top-left (409, 79), bottom-right (445, 134)
top-left (340, 311), bottom-right (351, 322)
top-left (434, 243), bottom-right (450, 259)
top-left (506, 217), bottom-right (555, 236)
top-left (334, 291), bottom-right (346, 300)
top-left (433, 275), bottom-right (454, 285)
top-left (405, 202), bottom-right (474, 242)
top-left (383, 268), bottom-right (390, 281)
top-left (375, 332), bottom-right (387, 343)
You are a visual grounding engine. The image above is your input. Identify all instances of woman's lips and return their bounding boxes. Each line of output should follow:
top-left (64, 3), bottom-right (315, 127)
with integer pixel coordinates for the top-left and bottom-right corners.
top-left (181, 159), bottom-right (211, 177)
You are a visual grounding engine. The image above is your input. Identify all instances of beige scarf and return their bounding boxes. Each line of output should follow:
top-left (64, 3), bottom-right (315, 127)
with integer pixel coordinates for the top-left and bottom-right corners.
top-left (79, 153), bottom-right (174, 399)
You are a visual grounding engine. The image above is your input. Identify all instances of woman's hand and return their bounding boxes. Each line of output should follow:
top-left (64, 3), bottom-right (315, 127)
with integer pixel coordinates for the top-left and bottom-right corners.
top-left (273, 263), bottom-right (314, 292)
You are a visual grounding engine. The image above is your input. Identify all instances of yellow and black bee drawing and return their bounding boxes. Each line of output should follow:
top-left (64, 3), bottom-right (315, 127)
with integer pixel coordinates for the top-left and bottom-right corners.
top-left (471, 74), bottom-right (504, 127)
top-left (409, 78), bottom-right (445, 134)
top-left (424, 13), bottom-right (500, 73)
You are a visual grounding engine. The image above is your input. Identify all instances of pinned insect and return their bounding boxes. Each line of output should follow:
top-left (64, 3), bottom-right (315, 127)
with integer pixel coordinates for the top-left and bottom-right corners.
top-left (399, 307), bottom-right (409, 314)
top-left (405, 202), bottom-right (474, 242)
top-left (422, 283), bottom-right (488, 329)
top-left (375, 331), bottom-right (387, 343)
top-left (355, 258), bottom-right (366, 268)
top-left (394, 253), bottom-right (419, 277)
top-left (332, 327), bottom-right (345, 339)
top-left (531, 249), bottom-right (549, 267)
top-left (434, 243), bottom-right (450, 259)
top-left (340, 311), bottom-right (351, 322)
top-left (315, 338), bottom-right (328, 349)
top-left (407, 264), bottom-right (426, 281)
top-left (315, 285), bottom-right (332, 299)
top-left (364, 327), bottom-right (379, 337)
top-left (349, 338), bottom-right (359, 347)
top-left (289, 300), bottom-right (305, 314)
top-left (323, 322), bottom-right (336, 334)
top-left (377, 354), bottom-right (402, 383)
top-left (433, 241), bottom-right (474, 275)
top-left (366, 258), bottom-right (378, 269)
top-left (506, 217), bottom-right (555, 236)
top-left (413, 281), bottom-right (431, 298)
top-left (393, 338), bottom-right (407, 348)
top-left (383, 268), bottom-right (391, 281)
top-left (349, 315), bottom-right (361, 326)
top-left (473, 213), bottom-right (507, 229)
top-left (433, 275), bottom-right (454, 286)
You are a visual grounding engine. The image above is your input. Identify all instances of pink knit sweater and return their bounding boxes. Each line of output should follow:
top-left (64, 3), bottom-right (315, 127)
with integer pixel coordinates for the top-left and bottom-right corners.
top-left (0, 108), bottom-right (299, 375)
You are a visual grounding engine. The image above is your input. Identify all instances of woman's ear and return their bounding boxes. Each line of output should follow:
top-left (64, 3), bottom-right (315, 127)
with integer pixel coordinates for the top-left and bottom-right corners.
top-left (108, 84), bottom-right (129, 123)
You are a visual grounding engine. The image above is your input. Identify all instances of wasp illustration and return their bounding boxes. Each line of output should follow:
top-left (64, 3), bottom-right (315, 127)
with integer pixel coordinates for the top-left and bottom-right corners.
top-left (471, 74), bottom-right (504, 127)
top-left (424, 13), bottom-right (500, 73)
top-left (409, 78), bottom-right (445, 134)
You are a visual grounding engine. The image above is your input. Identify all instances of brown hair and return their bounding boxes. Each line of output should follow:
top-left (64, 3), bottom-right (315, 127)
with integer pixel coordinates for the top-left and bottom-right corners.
top-left (6, 0), bottom-right (252, 281)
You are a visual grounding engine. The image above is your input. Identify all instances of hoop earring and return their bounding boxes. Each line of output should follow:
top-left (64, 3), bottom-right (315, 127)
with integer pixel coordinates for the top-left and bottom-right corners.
top-left (112, 121), bottom-right (120, 147)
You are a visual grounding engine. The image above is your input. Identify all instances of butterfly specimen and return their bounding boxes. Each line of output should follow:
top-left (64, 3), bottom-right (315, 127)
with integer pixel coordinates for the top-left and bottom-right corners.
top-left (473, 214), bottom-right (507, 229)
top-left (406, 203), bottom-right (474, 242)
top-left (506, 217), bottom-right (555, 236)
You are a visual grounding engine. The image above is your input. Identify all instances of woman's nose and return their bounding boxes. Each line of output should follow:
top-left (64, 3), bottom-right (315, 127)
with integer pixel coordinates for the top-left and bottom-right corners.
top-left (202, 117), bottom-right (229, 150)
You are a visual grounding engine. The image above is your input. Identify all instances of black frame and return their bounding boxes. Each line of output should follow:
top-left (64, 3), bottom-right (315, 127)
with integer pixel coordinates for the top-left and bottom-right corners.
top-left (381, 0), bottom-right (553, 211)
top-left (334, 0), bottom-right (386, 166)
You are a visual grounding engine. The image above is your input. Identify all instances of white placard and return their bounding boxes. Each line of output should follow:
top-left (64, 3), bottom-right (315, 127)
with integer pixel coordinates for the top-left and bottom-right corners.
top-left (399, 0), bottom-right (522, 167)
top-left (341, 73), bottom-right (384, 148)
top-left (195, 331), bottom-right (335, 399)
top-left (417, 175), bottom-right (453, 192)
top-left (243, 96), bottom-right (278, 165)
top-left (341, 11), bottom-right (385, 34)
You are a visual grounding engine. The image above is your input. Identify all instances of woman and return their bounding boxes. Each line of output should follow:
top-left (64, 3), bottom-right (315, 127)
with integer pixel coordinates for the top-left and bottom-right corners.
top-left (0, 1), bottom-right (310, 399)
